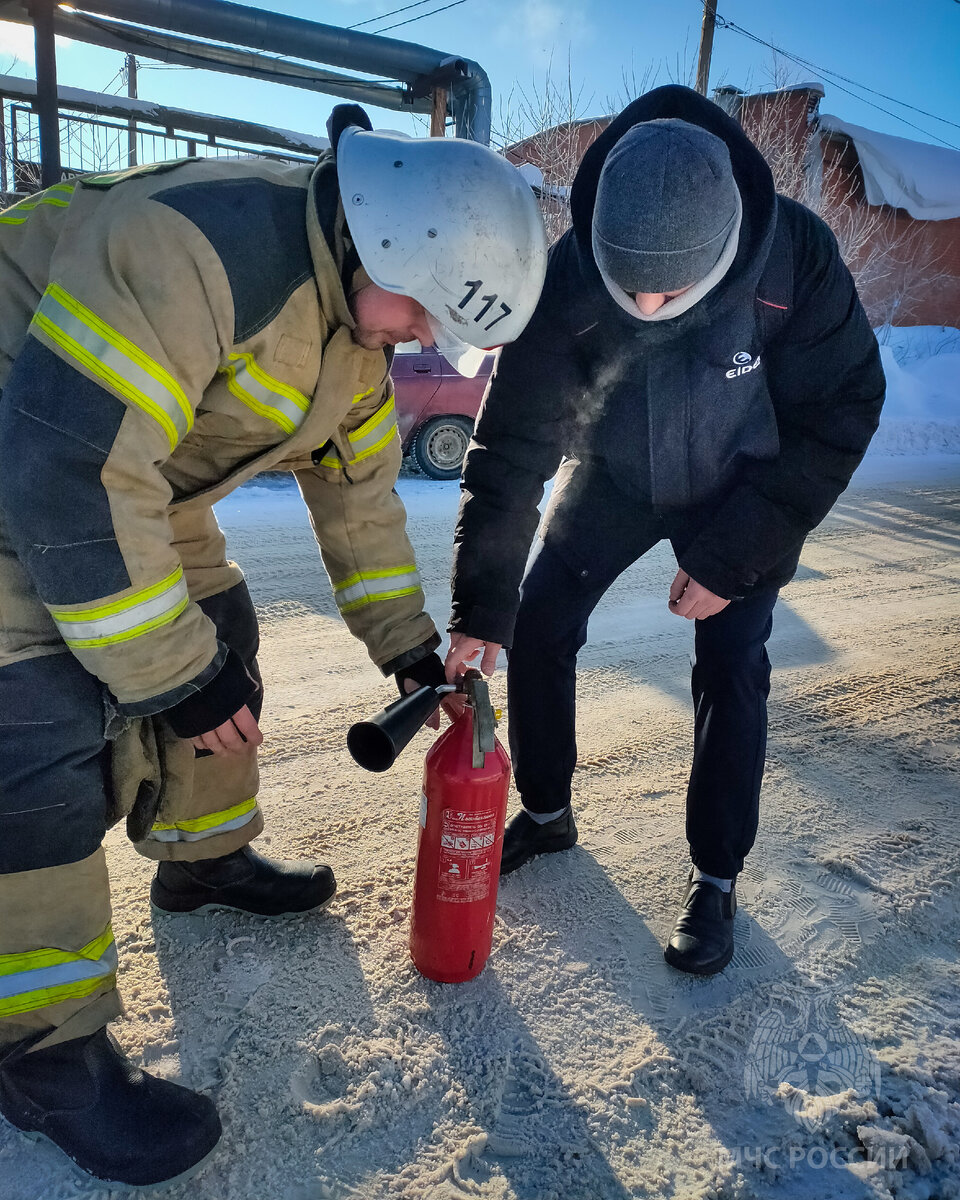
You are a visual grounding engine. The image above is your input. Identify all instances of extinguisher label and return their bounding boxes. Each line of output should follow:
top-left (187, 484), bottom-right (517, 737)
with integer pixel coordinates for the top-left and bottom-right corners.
top-left (438, 807), bottom-right (499, 903)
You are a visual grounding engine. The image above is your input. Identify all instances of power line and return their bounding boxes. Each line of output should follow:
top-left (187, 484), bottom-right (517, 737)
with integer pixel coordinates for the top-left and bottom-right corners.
top-left (349, 0), bottom-right (437, 31)
top-left (708, 9), bottom-right (960, 150)
top-left (718, 17), bottom-right (960, 143)
top-left (370, 0), bottom-right (469, 35)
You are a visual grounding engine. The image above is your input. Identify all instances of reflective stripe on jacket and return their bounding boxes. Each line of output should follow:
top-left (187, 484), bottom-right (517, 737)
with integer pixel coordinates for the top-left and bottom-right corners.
top-left (0, 155), bottom-right (436, 710)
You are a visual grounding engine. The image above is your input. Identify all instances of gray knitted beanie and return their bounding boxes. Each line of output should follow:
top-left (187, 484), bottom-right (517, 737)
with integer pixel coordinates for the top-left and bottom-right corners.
top-left (592, 118), bottom-right (740, 294)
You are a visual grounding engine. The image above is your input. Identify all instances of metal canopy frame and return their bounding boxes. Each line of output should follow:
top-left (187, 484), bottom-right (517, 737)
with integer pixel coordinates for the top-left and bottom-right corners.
top-left (0, 0), bottom-right (492, 184)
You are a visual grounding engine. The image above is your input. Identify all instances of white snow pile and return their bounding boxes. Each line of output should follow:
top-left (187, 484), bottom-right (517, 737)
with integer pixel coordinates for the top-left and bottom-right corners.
top-left (816, 115), bottom-right (960, 221)
top-left (869, 325), bottom-right (960, 455)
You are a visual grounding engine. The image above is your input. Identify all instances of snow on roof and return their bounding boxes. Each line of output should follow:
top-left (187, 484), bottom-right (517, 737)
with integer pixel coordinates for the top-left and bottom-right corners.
top-left (817, 113), bottom-right (960, 221)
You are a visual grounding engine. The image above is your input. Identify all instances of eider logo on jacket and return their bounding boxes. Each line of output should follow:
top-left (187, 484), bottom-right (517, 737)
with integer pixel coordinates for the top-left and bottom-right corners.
top-left (727, 350), bottom-right (761, 379)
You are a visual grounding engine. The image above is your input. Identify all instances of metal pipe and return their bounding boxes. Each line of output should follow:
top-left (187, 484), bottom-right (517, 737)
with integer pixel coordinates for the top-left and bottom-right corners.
top-left (0, 98), bottom-right (7, 192)
top-left (126, 52), bottom-right (137, 166)
top-left (70, 0), bottom-right (491, 141)
top-left (29, 0), bottom-right (61, 185)
top-left (449, 60), bottom-right (491, 144)
top-left (51, 11), bottom-right (431, 112)
top-left (74, 0), bottom-right (450, 76)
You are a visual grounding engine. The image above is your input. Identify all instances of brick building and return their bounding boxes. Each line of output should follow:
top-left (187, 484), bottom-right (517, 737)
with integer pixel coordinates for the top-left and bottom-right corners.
top-left (506, 84), bottom-right (960, 329)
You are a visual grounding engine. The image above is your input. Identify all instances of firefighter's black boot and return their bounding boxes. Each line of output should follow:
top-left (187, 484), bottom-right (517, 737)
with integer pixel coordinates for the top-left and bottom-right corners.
top-left (0, 1027), bottom-right (221, 1187)
top-left (151, 844), bottom-right (336, 917)
top-left (499, 807), bottom-right (578, 876)
top-left (663, 870), bottom-right (737, 975)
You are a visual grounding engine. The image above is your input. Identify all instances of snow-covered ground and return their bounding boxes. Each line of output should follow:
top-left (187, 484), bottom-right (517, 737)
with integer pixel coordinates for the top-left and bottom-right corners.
top-left (871, 326), bottom-right (960, 454)
top-left (1, 328), bottom-right (957, 1200)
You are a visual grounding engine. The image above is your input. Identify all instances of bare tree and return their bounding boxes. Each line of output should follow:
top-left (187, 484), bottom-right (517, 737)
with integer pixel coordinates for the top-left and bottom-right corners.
top-left (492, 57), bottom-right (594, 243)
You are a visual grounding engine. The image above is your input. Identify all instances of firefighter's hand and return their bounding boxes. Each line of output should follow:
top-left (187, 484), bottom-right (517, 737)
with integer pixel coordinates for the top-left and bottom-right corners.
top-left (401, 676), bottom-right (443, 730)
top-left (190, 705), bottom-right (263, 756)
top-left (444, 634), bottom-right (502, 682)
top-left (668, 570), bottom-right (731, 620)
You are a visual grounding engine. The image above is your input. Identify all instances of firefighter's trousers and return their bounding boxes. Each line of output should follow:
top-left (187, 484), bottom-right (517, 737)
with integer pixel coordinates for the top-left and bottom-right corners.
top-left (0, 505), bottom-right (264, 1053)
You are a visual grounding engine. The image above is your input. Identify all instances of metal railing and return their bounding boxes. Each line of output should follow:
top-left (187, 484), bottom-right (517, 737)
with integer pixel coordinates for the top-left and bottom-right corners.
top-left (1, 97), bottom-right (317, 195)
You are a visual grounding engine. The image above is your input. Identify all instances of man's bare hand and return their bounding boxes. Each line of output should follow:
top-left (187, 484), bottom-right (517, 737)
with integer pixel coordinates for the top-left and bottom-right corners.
top-left (190, 704), bottom-right (263, 757)
top-left (444, 633), bottom-right (502, 682)
top-left (668, 570), bottom-right (730, 621)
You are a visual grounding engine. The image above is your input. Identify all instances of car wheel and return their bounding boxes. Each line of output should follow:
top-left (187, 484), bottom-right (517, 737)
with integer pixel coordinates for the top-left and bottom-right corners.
top-left (411, 415), bottom-right (474, 480)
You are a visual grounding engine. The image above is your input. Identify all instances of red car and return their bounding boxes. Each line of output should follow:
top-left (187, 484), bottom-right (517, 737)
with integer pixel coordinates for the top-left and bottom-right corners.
top-left (392, 344), bottom-right (495, 479)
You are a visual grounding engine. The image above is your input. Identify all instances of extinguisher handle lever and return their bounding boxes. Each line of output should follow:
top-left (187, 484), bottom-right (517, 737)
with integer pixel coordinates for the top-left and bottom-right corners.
top-left (463, 672), bottom-right (496, 768)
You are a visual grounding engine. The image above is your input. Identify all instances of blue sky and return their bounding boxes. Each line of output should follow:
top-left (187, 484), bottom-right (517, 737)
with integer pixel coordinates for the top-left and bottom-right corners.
top-left (1, 0), bottom-right (958, 150)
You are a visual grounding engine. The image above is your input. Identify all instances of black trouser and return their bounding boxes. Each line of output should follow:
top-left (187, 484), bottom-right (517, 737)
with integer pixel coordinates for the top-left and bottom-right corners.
top-left (506, 522), bottom-right (778, 879)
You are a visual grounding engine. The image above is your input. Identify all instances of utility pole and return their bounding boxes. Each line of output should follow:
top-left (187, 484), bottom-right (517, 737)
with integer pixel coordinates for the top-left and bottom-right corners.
top-left (430, 87), bottom-right (447, 137)
top-left (126, 54), bottom-right (138, 167)
top-left (695, 0), bottom-right (718, 97)
top-left (30, 0), bottom-right (61, 187)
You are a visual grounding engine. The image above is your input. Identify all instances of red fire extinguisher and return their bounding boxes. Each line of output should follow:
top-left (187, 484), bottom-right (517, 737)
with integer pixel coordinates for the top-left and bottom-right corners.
top-left (346, 670), bottom-right (510, 983)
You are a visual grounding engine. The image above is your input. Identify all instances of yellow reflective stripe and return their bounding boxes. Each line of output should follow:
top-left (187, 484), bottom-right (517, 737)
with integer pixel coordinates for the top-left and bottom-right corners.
top-left (353, 426), bottom-right (397, 464)
top-left (0, 973), bottom-right (118, 1018)
top-left (319, 395), bottom-right (397, 470)
top-left (56, 597), bottom-right (189, 649)
top-left (49, 566), bottom-right (184, 623)
top-left (351, 393), bottom-right (395, 444)
top-left (333, 564), bottom-right (417, 592)
top-left (48, 566), bottom-right (189, 648)
top-left (219, 352), bottom-right (310, 435)
top-left (0, 925), bottom-right (114, 978)
top-left (0, 924), bottom-right (117, 1019)
top-left (0, 182), bottom-right (76, 224)
top-left (339, 586), bottom-right (419, 615)
top-left (151, 797), bottom-right (258, 836)
top-left (352, 386), bottom-right (376, 404)
top-left (31, 283), bottom-right (193, 452)
top-left (333, 564), bottom-right (421, 614)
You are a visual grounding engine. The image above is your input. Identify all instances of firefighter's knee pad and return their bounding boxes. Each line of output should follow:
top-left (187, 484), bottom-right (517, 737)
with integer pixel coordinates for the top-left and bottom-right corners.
top-left (0, 653), bottom-right (109, 873)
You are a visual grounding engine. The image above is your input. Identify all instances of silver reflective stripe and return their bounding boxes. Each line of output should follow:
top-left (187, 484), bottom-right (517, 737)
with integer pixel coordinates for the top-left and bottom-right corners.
top-left (347, 394), bottom-right (397, 462)
top-left (49, 568), bottom-right (189, 649)
top-left (146, 804), bottom-right (259, 844)
top-left (318, 394), bottom-right (397, 469)
top-left (31, 284), bottom-right (193, 451)
top-left (220, 353), bottom-right (310, 435)
top-left (333, 566), bottom-right (421, 615)
top-left (0, 942), bottom-right (117, 1003)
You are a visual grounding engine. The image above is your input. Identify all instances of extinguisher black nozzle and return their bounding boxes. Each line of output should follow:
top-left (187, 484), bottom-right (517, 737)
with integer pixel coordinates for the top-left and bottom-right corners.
top-left (347, 684), bottom-right (444, 772)
top-left (346, 721), bottom-right (397, 773)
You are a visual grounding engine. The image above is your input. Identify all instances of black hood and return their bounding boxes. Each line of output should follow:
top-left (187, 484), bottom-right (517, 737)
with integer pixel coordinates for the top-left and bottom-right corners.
top-left (569, 85), bottom-right (777, 339)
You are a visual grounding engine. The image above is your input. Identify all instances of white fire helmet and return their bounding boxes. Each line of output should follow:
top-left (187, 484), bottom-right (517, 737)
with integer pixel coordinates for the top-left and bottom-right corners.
top-left (337, 125), bottom-right (548, 377)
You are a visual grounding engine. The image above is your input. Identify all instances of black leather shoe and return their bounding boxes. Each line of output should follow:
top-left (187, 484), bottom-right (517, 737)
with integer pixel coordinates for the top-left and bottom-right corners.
top-left (663, 870), bottom-right (737, 975)
top-left (0, 1027), bottom-right (220, 1187)
top-left (151, 844), bottom-right (337, 917)
top-left (499, 807), bottom-right (578, 876)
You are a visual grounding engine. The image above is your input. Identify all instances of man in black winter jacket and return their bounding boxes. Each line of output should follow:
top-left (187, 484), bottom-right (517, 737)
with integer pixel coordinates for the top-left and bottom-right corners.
top-left (443, 85), bottom-right (885, 975)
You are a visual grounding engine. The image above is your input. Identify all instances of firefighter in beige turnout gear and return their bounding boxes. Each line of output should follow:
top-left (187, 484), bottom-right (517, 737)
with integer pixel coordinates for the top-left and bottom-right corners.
top-left (0, 104), bottom-right (547, 1187)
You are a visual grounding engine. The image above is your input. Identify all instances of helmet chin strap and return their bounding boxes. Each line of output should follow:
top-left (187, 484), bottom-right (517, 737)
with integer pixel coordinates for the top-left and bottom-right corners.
top-left (425, 314), bottom-right (491, 378)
